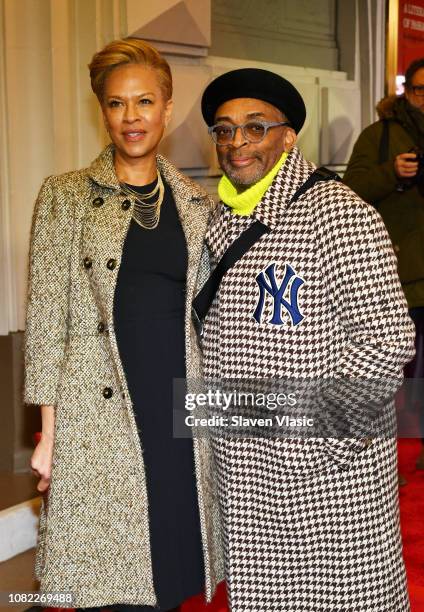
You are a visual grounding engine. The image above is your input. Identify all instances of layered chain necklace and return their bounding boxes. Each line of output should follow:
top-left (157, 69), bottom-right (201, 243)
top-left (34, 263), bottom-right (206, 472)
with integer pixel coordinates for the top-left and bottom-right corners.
top-left (120, 171), bottom-right (165, 230)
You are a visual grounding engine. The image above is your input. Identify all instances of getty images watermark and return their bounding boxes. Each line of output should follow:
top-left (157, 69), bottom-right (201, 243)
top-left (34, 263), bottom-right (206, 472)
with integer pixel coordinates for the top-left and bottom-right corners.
top-left (172, 377), bottom-right (423, 439)
top-left (184, 388), bottom-right (314, 429)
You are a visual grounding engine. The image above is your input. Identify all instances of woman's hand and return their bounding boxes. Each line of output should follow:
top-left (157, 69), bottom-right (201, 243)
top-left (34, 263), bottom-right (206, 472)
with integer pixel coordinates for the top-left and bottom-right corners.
top-left (31, 431), bottom-right (54, 493)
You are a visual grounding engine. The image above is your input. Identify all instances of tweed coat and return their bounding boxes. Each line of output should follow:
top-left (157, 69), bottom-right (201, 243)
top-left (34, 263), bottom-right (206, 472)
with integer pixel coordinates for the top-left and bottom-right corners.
top-left (23, 144), bottom-right (224, 608)
top-left (201, 146), bottom-right (415, 611)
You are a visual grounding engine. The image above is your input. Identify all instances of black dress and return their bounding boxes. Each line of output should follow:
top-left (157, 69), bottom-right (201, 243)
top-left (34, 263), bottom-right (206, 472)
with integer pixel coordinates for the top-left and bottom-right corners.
top-left (112, 178), bottom-right (205, 612)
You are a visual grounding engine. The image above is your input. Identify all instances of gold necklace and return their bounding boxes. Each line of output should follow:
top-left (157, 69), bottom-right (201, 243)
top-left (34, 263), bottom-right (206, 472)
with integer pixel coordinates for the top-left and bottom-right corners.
top-left (120, 172), bottom-right (165, 230)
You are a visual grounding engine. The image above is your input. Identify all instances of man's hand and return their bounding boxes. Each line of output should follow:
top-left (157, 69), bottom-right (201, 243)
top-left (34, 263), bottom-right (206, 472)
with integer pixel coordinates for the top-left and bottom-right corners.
top-left (394, 152), bottom-right (419, 178)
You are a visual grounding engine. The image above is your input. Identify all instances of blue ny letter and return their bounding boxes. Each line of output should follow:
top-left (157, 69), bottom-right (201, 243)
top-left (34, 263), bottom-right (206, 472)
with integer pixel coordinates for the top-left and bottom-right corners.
top-left (253, 263), bottom-right (305, 326)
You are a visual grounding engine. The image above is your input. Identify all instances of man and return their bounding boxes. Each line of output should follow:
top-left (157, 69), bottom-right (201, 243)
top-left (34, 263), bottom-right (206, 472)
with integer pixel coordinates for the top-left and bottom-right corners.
top-left (344, 58), bottom-right (424, 473)
top-left (196, 68), bottom-right (415, 611)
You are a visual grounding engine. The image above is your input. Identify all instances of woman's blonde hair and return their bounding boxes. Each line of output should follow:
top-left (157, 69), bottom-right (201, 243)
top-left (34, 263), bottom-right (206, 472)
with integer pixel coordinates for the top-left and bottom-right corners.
top-left (88, 38), bottom-right (172, 102)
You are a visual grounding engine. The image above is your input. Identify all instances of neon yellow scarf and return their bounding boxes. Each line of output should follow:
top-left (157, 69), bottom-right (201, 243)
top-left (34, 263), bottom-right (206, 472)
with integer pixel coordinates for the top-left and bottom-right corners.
top-left (218, 150), bottom-right (288, 216)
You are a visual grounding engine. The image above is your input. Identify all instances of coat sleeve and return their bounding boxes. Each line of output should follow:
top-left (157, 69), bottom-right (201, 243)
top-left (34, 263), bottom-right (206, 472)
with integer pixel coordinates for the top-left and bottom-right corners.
top-left (315, 184), bottom-right (415, 464)
top-left (343, 124), bottom-right (399, 204)
top-left (317, 186), bottom-right (415, 378)
top-left (24, 176), bottom-right (73, 406)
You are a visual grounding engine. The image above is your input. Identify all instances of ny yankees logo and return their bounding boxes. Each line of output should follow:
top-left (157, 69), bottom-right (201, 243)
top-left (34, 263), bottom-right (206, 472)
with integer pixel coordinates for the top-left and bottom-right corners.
top-left (253, 263), bottom-right (305, 326)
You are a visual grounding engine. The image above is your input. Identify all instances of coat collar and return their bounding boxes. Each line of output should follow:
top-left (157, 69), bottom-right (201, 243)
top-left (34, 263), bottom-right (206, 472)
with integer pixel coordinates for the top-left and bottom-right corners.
top-left (250, 145), bottom-right (315, 229)
top-left (87, 143), bottom-right (210, 203)
top-left (88, 143), bottom-right (121, 190)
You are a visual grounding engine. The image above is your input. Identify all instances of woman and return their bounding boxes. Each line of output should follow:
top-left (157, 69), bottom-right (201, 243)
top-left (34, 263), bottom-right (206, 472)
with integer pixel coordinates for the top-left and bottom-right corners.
top-left (26, 38), bottom-right (223, 611)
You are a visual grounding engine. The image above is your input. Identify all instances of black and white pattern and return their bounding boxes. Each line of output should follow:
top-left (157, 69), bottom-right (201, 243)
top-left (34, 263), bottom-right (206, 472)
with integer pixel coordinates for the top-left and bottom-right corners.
top-left (201, 146), bottom-right (415, 611)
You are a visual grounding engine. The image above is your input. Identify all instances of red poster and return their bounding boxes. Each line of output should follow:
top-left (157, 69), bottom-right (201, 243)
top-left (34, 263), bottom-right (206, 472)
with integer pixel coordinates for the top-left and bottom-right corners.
top-left (398, 1), bottom-right (424, 75)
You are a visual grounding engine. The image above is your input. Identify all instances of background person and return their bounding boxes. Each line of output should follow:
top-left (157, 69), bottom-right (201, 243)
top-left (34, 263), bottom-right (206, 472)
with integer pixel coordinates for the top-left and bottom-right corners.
top-left (26, 37), bottom-right (223, 611)
top-left (344, 57), bottom-right (424, 472)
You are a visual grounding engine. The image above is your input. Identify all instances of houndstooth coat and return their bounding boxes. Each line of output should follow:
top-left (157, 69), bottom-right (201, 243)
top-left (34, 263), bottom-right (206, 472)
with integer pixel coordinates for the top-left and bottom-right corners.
top-left (23, 144), bottom-right (224, 608)
top-left (201, 146), bottom-right (415, 611)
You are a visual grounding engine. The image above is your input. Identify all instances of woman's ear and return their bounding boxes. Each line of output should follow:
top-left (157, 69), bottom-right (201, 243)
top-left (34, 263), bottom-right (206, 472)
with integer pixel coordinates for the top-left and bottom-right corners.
top-left (164, 98), bottom-right (174, 128)
top-left (102, 111), bottom-right (110, 134)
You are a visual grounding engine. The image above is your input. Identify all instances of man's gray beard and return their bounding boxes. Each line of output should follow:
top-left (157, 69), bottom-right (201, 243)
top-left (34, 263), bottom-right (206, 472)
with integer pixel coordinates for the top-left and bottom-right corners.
top-left (223, 164), bottom-right (265, 187)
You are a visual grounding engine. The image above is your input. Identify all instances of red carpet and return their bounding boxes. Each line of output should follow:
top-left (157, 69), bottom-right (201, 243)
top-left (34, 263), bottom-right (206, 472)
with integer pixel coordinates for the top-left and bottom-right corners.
top-left (181, 580), bottom-right (228, 612)
top-left (398, 438), bottom-right (424, 612)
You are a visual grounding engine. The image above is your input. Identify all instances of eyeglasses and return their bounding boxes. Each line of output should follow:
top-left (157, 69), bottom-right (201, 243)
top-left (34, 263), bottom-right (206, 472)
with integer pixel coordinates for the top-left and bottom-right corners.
top-left (410, 85), bottom-right (424, 97)
top-left (208, 120), bottom-right (290, 145)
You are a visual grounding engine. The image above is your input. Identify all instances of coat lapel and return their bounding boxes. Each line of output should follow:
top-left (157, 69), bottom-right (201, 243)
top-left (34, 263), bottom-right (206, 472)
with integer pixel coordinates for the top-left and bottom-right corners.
top-left (252, 145), bottom-right (316, 229)
top-left (81, 145), bottom-right (130, 326)
top-left (81, 191), bottom-right (131, 326)
top-left (157, 154), bottom-right (213, 307)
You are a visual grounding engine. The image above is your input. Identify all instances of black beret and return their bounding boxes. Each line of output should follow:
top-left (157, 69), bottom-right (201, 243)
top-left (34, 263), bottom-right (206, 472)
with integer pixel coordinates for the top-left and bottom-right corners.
top-left (201, 68), bottom-right (306, 134)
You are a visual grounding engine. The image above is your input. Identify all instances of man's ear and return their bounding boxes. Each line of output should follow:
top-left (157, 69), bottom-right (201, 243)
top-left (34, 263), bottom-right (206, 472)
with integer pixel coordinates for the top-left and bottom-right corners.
top-left (284, 127), bottom-right (297, 152)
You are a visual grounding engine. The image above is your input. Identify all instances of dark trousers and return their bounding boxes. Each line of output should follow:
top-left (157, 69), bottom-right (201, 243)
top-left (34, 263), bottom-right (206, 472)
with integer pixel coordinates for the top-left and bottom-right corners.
top-left (404, 306), bottom-right (424, 443)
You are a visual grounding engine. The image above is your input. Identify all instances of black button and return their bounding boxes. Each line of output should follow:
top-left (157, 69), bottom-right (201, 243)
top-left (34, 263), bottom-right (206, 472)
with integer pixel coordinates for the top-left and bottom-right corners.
top-left (107, 258), bottom-right (117, 270)
top-left (97, 322), bottom-right (105, 333)
top-left (93, 197), bottom-right (104, 207)
top-left (103, 387), bottom-right (113, 399)
top-left (121, 199), bottom-right (131, 211)
top-left (83, 257), bottom-right (92, 269)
